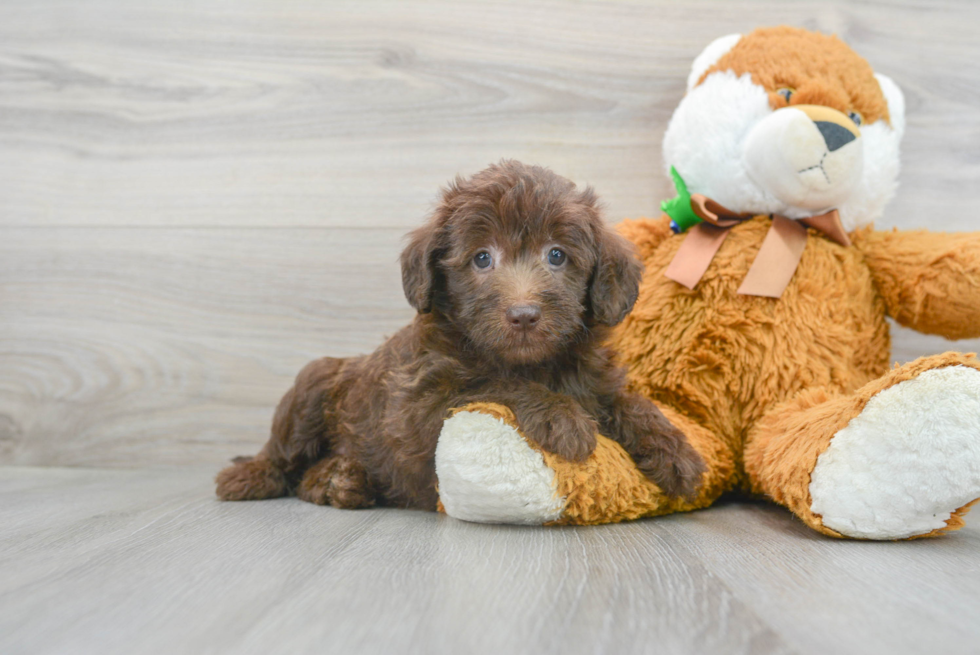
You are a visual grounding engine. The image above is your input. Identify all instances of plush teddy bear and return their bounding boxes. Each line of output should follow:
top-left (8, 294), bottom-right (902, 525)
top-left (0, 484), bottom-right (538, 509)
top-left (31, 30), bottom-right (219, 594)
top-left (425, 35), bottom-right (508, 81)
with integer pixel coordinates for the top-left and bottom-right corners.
top-left (433, 26), bottom-right (980, 540)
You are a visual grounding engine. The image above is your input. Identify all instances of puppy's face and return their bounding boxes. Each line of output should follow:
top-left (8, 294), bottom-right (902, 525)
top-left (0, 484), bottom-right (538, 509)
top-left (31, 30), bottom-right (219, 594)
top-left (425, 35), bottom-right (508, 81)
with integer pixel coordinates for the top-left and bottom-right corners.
top-left (402, 161), bottom-right (642, 365)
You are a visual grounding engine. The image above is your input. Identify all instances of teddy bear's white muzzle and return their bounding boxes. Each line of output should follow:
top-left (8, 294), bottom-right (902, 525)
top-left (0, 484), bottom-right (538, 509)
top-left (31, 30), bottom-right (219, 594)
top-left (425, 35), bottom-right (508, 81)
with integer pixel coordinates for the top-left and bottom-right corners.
top-left (742, 105), bottom-right (863, 212)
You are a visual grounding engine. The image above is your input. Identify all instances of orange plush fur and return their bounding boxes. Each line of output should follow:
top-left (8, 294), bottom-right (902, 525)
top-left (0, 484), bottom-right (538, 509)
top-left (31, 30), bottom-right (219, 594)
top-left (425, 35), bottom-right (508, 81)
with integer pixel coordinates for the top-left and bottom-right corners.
top-left (700, 26), bottom-right (890, 125)
top-left (612, 212), bottom-right (980, 535)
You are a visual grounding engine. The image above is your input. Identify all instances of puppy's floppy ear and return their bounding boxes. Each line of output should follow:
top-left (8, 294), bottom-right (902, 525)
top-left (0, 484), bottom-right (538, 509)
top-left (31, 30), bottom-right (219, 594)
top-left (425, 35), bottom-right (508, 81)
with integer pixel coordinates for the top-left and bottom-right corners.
top-left (589, 223), bottom-right (644, 327)
top-left (402, 181), bottom-right (461, 313)
top-left (400, 219), bottom-right (443, 313)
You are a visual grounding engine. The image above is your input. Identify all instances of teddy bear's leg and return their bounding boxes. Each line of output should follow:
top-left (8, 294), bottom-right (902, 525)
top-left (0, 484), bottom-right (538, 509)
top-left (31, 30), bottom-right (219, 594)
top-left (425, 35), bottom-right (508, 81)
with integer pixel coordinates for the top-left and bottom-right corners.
top-left (744, 353), bottom-right (980, 540)
top-left (435, 402), bottom-right (735, 525)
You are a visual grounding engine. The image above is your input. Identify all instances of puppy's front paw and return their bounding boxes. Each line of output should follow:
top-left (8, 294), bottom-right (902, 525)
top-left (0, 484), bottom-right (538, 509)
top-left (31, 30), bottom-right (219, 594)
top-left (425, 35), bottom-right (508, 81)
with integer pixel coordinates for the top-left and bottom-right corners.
top-left (635, 449), bottom-right (705, 500)
top-left (520, 398), bottom-right (598, 463)
top-left (611, 398), bottom-right (706, 500)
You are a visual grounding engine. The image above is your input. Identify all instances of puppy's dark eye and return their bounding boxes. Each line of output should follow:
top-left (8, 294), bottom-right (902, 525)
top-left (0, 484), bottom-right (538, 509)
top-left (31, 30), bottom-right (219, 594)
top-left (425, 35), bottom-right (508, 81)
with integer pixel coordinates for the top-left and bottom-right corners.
top-left (777, 87), bottom-right (794, 103)
top-left (473, 251), bottom-right (493, 269)
top-left (547, 248), bottom-right (566, 267)
top-left (848, 111), bottom-right (863, 126)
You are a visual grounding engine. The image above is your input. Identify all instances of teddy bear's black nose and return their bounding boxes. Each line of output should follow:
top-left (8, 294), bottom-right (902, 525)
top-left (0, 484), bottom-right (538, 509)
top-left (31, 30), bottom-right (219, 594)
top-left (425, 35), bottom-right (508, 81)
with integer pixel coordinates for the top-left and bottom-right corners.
top-left (815, 120), bottom-right (857, 152)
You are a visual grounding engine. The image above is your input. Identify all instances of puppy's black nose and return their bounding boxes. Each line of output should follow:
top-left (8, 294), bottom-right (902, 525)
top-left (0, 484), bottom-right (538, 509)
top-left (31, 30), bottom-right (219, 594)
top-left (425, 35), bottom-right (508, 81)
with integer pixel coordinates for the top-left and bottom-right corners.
top-left (506, 305), bottom-right (541, 330)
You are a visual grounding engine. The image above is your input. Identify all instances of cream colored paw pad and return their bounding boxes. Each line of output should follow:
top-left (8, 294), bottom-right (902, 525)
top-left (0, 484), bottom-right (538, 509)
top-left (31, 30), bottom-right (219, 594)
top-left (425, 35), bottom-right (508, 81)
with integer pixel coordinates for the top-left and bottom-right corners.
top-left (810, 366), bottom-right (980, 539)
top-left (435, 410), bottom-right (565, 525)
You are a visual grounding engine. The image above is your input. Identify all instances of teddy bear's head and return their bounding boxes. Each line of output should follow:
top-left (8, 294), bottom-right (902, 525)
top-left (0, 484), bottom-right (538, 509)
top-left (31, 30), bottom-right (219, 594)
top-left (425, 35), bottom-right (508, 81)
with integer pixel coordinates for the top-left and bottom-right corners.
top-left (662, 26), bottom-right (905, 231)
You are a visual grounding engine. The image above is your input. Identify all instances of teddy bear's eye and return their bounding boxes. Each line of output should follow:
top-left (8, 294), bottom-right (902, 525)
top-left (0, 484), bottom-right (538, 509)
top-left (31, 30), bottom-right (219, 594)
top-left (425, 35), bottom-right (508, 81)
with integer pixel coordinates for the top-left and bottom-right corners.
top-left (848, 111), bottom-right (863, 127)
top-left (777, 88), bottom-right (794, 103)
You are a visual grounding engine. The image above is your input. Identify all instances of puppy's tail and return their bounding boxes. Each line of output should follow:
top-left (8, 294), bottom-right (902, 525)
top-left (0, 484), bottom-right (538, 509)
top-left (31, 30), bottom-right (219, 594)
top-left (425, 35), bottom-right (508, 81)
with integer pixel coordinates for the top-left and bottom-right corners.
top-left (215, 456), bottom-right (289, 501)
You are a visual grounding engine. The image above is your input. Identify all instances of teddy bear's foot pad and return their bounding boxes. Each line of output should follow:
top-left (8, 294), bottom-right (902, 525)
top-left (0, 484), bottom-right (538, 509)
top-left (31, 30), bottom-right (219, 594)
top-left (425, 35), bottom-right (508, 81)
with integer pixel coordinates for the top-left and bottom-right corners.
top-left (810, 366), bottom-right (980, 539)
top-left (436, 410), bottom-right (566, 524)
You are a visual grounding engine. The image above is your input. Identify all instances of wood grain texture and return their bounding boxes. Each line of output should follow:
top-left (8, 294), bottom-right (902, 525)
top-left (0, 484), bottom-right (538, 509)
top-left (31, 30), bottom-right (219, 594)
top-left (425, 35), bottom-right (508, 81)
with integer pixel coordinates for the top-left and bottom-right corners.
top-left (1, 0), bottom-right (980, 468)
top-left (0, 228), bottom-right (414, 466)
top-left (4, 465), bottom-right (980, 655)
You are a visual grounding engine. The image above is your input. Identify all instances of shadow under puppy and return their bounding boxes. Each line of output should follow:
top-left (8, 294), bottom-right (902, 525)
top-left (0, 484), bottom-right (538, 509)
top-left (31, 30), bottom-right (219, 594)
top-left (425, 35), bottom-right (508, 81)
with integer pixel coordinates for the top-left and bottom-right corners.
top-left (216, 160), bottom-right (705, 510)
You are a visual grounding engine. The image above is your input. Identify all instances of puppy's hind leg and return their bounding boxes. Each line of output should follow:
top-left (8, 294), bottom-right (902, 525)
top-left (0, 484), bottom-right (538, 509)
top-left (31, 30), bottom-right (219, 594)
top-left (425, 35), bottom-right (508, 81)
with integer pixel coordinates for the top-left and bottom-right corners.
top-left (297, 455), bottom-right (375, 509)
top-left (216, 357), bottom-right (345, 502)
top-left (215, 384), bottom-right (298, 502)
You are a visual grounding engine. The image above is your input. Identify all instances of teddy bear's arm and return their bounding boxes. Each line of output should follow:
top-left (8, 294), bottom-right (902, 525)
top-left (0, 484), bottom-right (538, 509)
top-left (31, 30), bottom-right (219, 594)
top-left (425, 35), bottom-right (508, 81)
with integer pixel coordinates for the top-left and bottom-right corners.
top-left (853, 227), bottom-right (980, 339)
top-left (615, 215), bottom-right (675, 261)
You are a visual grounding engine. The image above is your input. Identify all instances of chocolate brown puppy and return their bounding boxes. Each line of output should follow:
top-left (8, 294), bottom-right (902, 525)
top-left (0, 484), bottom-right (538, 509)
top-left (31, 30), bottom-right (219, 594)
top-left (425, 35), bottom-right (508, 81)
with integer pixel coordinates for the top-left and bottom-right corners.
top-left (216, 161), bottom-right (705, 510)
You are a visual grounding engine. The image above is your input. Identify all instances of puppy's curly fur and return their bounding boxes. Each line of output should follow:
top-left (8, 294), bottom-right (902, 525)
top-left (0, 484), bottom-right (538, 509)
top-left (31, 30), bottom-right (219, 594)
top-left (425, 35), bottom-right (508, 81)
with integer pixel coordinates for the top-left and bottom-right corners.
top-left (216, 161), bottom-right (705, 509)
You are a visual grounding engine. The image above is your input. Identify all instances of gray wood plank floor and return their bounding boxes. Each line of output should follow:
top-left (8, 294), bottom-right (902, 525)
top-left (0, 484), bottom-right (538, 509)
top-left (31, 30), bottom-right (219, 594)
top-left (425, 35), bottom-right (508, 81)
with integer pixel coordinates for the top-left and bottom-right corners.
top-left (3, 466), bottom-right (980, 655)
top-left (2, 1), bottom-right (980, 653)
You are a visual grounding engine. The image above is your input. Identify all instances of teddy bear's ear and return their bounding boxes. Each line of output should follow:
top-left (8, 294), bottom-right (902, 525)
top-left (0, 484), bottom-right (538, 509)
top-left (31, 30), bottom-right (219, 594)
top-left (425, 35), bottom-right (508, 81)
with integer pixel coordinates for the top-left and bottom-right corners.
top-left (687, 33), bottom-right (742, 91)
top-left (875, 73), bottom-right (905, 138)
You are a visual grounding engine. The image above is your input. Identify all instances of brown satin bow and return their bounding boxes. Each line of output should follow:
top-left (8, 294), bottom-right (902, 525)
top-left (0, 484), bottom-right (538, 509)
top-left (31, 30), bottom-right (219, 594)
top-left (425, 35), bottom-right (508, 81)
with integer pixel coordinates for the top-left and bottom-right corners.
top-left (663, 194), bottom-right (851, 298)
